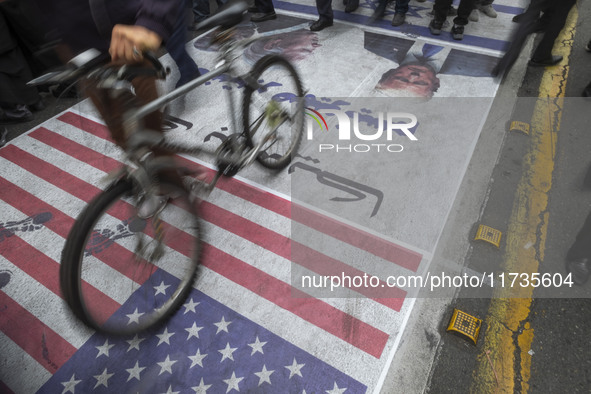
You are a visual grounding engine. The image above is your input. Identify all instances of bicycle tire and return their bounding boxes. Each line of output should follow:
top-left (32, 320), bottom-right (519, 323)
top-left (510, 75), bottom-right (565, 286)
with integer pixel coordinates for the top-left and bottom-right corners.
top-left (242, 55), bottom-right (305, 170)
top-left (60, 177), bottom-right (201, 336)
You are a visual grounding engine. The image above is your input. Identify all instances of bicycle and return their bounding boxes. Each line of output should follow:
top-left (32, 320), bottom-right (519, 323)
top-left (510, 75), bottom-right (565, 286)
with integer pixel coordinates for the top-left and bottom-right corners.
top-left (29, 0), bottom-right (305, 336)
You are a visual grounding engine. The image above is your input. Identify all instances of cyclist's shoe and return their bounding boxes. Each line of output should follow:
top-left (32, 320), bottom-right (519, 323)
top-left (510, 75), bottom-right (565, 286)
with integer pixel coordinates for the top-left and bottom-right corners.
top-left (137, 194), bottom-right (169, 219)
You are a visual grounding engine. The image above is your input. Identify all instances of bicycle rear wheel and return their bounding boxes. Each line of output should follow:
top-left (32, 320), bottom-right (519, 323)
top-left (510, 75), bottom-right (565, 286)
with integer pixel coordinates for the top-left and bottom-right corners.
top-left (242, 55), bottom-right (305, 170)
top-left (60, 178), bottom-right (201, 336)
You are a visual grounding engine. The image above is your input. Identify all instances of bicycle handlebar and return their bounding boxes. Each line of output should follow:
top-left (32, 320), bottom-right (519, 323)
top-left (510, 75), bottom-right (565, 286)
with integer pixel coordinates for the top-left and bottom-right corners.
top-left (27, 49), bottom-right (168, 87)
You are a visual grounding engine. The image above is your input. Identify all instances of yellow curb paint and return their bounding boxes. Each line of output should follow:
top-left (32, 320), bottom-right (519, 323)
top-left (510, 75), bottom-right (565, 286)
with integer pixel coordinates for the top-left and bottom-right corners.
top-left (471, 7), bottom-right (577, 394)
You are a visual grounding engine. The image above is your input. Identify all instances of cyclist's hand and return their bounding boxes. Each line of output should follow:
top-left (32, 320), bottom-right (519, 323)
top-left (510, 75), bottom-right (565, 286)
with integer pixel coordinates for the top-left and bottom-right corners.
top-left (109, 24), bottom-right (162, 63)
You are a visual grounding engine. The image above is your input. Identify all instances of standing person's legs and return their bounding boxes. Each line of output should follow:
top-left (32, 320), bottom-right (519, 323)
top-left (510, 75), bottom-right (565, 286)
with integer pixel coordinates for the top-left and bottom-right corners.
top-left (166, 0), bottom-right (200, 88)
top-left (392, 0), bottom-right (410, 26)
top-left (251, 0), bottom-right (276, 22)
top-left (454, 0), bottom-right (476, 26)
top-left (310, 0), bottom-right (333, 31)
top-left (429, 0), bottom-right (452, 35)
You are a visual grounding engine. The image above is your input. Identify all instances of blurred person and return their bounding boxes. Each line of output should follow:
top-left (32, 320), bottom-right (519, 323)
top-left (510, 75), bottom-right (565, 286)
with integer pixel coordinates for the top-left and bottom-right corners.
top-left (492, 0), bottom-right (576, 76)
top-left (429, 0), bottom-right (476, 40)
top-left (28, 0), bottom-right (180, 150)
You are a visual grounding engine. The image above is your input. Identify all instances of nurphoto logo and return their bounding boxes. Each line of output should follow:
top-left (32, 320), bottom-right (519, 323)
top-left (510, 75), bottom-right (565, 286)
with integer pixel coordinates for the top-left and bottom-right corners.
top-left (305, 108), bottom-right (418, 153)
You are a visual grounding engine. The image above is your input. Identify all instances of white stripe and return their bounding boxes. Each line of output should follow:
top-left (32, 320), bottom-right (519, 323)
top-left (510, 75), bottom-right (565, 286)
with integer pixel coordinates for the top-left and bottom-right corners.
top-left (0, 331), bottom-right (53, 394)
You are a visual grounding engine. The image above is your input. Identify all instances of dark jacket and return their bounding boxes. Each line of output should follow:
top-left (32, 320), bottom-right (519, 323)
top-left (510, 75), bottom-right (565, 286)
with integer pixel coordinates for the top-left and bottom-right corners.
top-left (31, 0), bottom-right (179, 55)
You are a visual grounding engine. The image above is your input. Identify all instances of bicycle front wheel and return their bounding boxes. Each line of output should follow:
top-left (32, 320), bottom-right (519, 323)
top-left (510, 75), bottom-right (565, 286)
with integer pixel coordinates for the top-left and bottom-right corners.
top-left (242, 55), bottom-right (305, 170)
top-left (60, 178), bottom-right (201, 336)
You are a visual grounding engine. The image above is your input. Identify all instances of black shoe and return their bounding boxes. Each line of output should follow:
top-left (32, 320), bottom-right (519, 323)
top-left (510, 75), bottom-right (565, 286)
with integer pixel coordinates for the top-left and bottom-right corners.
top-left (529, 55), bottom-right (563, 67)
top-left (585, 39), bottom-right (591, 52)
top-left (310, 19), bottom-right (333, 31)
top-left (429, 19), bottom-right (443, 35)
top-left (0, 104), bottom-right (33, 124)
top-left (345, 0), bottom-right (359, 13)
top-left (566, 258), bottom-right (590, 285)
top-left (512, 12), bottom-right (525, 22)
top-left (451, 24), bottom-right (464, 40)
top-left (251, 11), bottom-right (276, 22)
top-left (391, 13), bottom-right (406, 26)
top-left (370, 3), bottom-right (387, 22)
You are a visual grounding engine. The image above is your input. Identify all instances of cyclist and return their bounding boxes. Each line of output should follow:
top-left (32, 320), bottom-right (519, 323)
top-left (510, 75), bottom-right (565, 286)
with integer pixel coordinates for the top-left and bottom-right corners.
top-left (28, 0), bottom-right (179, 149)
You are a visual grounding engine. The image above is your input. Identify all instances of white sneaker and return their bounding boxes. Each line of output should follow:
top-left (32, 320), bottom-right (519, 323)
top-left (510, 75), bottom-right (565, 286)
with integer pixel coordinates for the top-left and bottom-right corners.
top-left (469, 9), bottom-right (479, 22)
top-left (478, 4), bottom-right (497, 18)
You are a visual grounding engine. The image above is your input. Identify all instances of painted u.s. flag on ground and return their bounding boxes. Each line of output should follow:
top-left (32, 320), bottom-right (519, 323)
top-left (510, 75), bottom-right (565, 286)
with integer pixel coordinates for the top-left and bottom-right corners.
top-left (0, 108), bottom-right (424, 393)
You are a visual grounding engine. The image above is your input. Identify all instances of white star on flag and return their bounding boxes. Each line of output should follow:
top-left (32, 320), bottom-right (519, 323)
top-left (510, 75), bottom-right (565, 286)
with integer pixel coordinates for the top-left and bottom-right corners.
top-left (191, 378), bottom-right (212, 393)
top-left (223, 371), bottom-right (243, 393)
top-left (156, 327), bottom-right (175, 346)
top-left (161, 385), bottom-right (180, 394)
top-left (188, 348), bottom-right (208, 368)
top-left (183, 298), bottom-right (199, 314)
top-left (126, 334), bottom-right (145, 352)
top-left (157, 355), bottom-right (177, 375)
top-left (285, 358), bottom-right (305, 379)
top-left (218, 342), bottom-right (238, 362)
top-left (60, 374), bottom-right (81, 394)
top-left (185, 322), bottom-right (204, 340)
top-left (154, 281), bottom-right (171, 296)
top-left (125, 361), bottom-right (146, 382)
top-left (247, 336), bottom-right (267, 355)
top-left (126, 308), bottom-right (144, 325)
top-left (254, 365), bottom-right (274, 386)
top-left (93, 368), bottom-right (113, 389)
top-left (214, 316), bottom-right (232, 334)
top-left (95, 339), bottom-right (114, 358)
top-left (326, 382), bottom-right (347, 394)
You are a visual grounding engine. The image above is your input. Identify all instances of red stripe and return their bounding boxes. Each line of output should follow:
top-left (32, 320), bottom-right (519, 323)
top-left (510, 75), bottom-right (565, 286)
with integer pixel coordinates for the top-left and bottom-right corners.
top-left (58, 112), bottom-right (111, 140)
top-left (0, 291), bottom-right (76, 373)
top-left (201, 244), bottom-right (389, 358)
top-left (58, 111), bottom-right (421, 271)
top-left (29, 127), bottom-right (121, 173)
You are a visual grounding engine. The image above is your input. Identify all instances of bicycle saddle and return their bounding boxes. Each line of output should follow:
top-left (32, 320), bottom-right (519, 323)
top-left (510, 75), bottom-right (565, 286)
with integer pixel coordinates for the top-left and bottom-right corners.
top-left (193, 0), bottom-right (248, 32)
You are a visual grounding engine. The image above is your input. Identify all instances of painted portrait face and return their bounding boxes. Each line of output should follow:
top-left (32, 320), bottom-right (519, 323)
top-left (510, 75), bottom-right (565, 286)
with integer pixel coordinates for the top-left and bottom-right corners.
top-left (376, 64), bottom-right (440, 98)
top-left (262, 31), bottom-right (321, 62)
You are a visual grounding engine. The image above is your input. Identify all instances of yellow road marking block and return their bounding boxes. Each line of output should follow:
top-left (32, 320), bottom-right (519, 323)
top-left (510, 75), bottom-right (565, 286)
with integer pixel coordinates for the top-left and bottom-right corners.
top-left (509, 120), bottom-right (531, 135)
top-left (447, 309), bottom-right (482, 345)
top-left (474, 225), bottom-right (503, 248)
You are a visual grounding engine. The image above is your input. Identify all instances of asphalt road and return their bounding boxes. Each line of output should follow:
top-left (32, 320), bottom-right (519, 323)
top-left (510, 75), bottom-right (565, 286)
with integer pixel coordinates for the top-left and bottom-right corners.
top-left (427, 2), bottom-right (591, 393)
